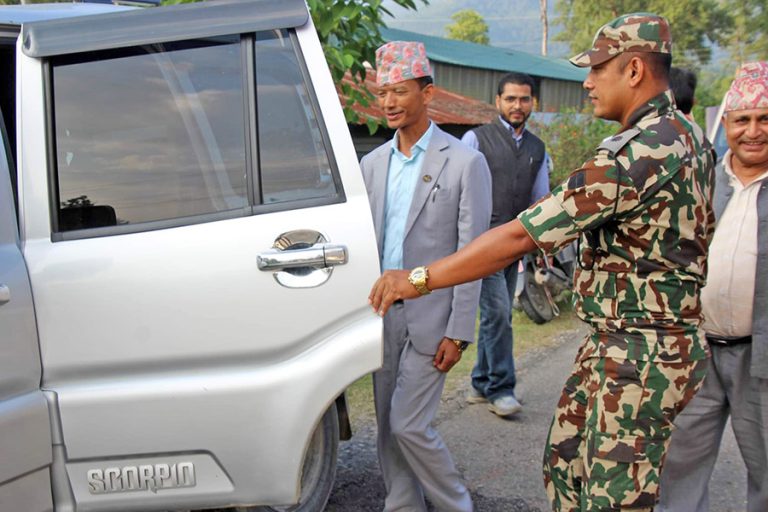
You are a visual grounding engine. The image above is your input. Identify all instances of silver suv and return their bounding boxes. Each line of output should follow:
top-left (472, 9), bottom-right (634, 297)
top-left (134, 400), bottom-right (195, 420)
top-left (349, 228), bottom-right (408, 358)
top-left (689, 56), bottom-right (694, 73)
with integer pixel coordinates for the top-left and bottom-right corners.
top-left (0, 1), bottom-right (381, 511)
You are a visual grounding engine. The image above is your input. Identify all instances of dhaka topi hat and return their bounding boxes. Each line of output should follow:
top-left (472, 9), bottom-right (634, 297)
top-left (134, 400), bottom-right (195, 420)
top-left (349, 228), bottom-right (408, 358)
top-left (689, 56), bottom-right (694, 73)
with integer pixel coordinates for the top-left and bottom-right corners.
top-left (570, 12), bottom-right (672, 68)
top-left (724, 61), bottom-right (768, 112)
top-left (375, 41), bottom-right (432, 87)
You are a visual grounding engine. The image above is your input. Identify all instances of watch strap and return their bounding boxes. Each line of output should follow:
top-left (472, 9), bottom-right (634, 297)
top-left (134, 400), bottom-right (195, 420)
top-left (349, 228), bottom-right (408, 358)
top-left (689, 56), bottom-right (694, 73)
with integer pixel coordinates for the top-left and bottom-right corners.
top-left (408, 266), bottom-right (431, 295)
top-left (451, 339), bottom-right (469, 352)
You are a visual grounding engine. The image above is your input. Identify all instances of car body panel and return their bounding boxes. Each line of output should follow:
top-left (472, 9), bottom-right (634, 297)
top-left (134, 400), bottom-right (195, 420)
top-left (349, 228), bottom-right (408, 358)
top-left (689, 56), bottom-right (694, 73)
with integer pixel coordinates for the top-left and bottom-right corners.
top-left (1, 1), bottom-right (382, 509)
top-left (0, 103), bottom-right (53, 512)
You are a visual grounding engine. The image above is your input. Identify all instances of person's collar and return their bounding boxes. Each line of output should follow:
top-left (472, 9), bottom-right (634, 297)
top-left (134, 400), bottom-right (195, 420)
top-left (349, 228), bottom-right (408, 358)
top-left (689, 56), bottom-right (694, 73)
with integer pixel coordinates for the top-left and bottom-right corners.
top-left (392, 121), bottom-right (435, 156)
top-left (723, 149), bottom-right (768, 186)
top-left (413, 121), bottom-right (435, 152)
top-left (498, 115), bottom-right (526, 139)
top-left (722, 150), bottom-right (736, 180)
top-left (624, 89), bottom-right (675, 128)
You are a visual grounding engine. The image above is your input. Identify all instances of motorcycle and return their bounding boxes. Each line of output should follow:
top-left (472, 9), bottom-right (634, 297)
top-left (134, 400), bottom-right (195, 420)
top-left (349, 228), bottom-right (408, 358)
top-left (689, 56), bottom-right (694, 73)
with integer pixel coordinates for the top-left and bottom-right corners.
top-left (513, 243), bottom-right (576, 324)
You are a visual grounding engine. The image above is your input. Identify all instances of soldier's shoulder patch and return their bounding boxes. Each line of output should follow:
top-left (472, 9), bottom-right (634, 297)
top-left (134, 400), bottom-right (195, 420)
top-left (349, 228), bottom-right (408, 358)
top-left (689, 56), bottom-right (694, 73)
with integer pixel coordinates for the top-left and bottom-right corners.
top-left (597, 127), bottom-right (642, 156)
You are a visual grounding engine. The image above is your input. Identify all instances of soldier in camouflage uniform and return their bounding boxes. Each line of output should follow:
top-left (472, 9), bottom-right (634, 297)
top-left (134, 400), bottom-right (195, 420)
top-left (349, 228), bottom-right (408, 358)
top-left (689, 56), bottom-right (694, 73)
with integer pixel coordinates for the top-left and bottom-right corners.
top-left (369, 12), bottom-right (716, 511)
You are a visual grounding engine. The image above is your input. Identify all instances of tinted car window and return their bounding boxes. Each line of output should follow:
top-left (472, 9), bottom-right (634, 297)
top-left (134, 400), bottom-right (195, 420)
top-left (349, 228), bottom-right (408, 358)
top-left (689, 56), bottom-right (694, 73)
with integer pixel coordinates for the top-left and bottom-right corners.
top-left (255, 31), bottom-right (337, 204)
top-left (52, 38), bottom-right (247, 231)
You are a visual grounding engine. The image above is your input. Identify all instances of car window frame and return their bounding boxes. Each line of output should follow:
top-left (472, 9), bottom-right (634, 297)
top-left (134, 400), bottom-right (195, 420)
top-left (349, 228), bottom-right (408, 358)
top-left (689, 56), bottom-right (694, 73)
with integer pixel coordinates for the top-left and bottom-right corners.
top-left (251, 29), bottom-right (345, 216)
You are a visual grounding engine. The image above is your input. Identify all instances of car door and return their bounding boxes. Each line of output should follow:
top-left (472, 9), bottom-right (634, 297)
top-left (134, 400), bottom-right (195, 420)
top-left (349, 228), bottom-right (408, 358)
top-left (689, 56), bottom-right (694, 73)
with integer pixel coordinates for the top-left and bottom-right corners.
top-left (0, 107), bottom-right (53, 512)
top-left (16, 2), bottom-right (381, 509)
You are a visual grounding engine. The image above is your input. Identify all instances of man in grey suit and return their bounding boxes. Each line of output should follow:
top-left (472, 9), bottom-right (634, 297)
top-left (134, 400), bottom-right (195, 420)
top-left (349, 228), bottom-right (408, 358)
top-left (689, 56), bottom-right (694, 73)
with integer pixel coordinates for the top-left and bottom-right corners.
top-left (360, 41), bottom-right (492, 512)
top-left (658, 61), bottom-right (768, 512)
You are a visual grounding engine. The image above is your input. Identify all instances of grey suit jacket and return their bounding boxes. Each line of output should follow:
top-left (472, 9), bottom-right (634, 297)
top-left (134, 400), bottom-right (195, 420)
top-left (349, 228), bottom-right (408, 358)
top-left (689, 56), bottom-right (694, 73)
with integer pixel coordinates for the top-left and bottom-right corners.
top-left (712, 159), bottom-right (768, 378)
top-left (361, 125), bottom-right (492, 354)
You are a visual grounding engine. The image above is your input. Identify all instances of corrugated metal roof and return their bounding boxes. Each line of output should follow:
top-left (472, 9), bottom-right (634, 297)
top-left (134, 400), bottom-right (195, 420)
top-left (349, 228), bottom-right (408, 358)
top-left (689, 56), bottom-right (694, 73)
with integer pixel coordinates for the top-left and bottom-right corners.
top-left (340, 70), bottom-right (497, 126)
top-left (382, 27), bottom-right (586, 83)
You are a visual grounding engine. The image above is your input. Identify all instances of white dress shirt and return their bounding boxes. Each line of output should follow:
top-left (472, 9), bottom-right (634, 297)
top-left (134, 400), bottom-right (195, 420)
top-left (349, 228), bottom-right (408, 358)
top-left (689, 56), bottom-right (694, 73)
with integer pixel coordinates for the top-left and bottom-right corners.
top-left (702, 151), bottom-right (768, 337)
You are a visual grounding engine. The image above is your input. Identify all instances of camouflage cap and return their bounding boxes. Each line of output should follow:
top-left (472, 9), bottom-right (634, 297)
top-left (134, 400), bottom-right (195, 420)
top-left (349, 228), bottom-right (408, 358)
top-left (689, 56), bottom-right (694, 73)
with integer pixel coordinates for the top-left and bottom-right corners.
top-left (570, 12), bottom-right (672, 68)
top-left (724, 61), bottom-right (768, 112)
top-left (375, 41), bottom-right (432, 87)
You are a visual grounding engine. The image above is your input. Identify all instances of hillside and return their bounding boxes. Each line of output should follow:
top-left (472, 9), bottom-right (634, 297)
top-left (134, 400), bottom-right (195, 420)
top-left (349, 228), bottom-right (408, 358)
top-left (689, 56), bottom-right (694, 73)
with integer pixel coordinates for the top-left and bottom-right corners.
top-left (383, 0), bottom-right (570, 57)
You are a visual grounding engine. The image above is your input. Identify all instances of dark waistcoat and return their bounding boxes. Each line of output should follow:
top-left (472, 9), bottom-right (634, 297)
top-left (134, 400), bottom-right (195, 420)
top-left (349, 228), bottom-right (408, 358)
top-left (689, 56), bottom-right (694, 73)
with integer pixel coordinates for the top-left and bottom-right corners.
top-left (473, 118), bottom-right (545, 227)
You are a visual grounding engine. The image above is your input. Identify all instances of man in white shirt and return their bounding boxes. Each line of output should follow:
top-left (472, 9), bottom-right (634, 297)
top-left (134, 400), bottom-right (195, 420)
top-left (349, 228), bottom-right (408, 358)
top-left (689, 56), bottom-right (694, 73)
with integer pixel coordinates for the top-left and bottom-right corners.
top-left (658, 61), bottom-right (768, 512)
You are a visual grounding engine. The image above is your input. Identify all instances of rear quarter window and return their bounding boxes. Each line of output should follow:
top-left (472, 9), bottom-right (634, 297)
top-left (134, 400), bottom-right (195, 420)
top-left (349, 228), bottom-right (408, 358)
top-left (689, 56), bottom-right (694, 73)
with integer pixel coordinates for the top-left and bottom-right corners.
top-left (255, 30), bottom-right (338, 205)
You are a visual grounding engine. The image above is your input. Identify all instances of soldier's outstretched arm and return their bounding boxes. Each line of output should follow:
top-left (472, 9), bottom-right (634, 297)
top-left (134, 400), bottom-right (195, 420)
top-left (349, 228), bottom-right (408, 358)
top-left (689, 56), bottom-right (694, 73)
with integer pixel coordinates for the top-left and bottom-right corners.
top-left (369, 219), bottom-right (537, 316)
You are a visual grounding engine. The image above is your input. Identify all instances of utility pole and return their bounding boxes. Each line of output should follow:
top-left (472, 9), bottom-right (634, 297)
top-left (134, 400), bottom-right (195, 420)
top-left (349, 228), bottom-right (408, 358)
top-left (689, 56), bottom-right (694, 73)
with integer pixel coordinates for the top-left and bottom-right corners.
top-left (540, 0), bottom-right (548, 56)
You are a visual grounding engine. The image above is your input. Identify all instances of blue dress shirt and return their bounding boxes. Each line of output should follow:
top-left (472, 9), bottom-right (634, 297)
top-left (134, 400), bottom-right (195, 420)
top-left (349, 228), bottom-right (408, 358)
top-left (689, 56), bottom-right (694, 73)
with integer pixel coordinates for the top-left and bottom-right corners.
top-left (381, 122), bottom-right (435, 271)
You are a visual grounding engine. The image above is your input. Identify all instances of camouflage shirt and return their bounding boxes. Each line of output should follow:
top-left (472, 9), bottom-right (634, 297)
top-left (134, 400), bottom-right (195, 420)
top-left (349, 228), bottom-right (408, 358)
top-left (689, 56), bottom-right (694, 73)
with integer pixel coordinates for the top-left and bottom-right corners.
top-left (519, 90), bottom-right (715, 363)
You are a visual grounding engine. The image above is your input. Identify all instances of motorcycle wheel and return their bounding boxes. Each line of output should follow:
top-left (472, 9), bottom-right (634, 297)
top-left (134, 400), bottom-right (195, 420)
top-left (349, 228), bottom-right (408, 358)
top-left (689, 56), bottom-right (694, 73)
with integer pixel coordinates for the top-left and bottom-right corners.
top-left (518, 268), bottom-right (555, 325)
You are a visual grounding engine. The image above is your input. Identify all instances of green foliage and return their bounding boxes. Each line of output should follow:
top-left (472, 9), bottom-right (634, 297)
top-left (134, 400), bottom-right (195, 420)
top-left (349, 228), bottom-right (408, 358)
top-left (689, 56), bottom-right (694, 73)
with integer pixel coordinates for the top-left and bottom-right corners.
top-left (445, 9), bottom-right (490, 45)
top-left (529, 109), bottom-right (617, 187)
top-left (723, 0), bottom-right (768, 63)
top-left (691, 69), bottom-right (732, 128)
top-left (305, 0), bottom-right (427, 133)
top-left (162, 0), bottom-right (427, 134)
top-left (553, 0), bottom-right (732, 68)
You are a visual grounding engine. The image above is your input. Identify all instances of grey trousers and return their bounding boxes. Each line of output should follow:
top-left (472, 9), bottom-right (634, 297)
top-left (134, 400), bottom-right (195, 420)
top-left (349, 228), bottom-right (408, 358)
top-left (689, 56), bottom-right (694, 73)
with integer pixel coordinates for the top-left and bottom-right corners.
top-left (658, 343), bottom-right (768, 512)
top-left (373, 303), bottom-right (472, 512)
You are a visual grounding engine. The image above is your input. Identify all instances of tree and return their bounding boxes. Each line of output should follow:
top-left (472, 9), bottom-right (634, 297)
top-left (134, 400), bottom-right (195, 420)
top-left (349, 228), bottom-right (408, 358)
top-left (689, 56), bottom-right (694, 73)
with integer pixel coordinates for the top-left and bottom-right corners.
top-left (528, 109), bottom-right (617, 187)
top-left (445, 9), bottom-right (490, 46)
top-left (163, 0), bottom-right (427, 133)
top-left (305, 0), bottom-right (427, 132)
top-left (724, 0), bottom-right (768, 63)
top-left (553, 0), bottom-right (732, 68)
top-left (691, 69), bottom-right (732, 128)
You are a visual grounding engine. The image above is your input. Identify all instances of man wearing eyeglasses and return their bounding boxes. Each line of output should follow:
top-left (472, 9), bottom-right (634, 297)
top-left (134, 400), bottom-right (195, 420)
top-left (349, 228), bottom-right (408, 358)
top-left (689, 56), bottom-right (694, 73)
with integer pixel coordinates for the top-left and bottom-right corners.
top-left (460, 72), bottom-right (551, 418)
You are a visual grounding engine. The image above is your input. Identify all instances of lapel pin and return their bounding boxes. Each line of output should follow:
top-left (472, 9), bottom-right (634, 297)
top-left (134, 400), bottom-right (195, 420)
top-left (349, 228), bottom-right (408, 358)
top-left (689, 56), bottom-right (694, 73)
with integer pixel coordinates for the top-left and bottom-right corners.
top-left (423, 175), bottom-right (432, 183)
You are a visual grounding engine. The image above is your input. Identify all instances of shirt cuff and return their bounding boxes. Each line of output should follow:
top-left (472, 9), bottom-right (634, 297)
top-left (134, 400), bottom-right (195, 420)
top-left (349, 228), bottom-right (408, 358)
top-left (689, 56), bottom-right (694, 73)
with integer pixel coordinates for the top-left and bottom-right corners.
top-left (518, 195), bottom-right (579, 255)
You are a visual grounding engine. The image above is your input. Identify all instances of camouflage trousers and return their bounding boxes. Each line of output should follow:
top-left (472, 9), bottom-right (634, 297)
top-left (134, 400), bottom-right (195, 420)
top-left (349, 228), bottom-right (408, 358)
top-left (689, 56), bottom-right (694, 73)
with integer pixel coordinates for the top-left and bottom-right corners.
top-left (543, 355), bottom-right (707, 511)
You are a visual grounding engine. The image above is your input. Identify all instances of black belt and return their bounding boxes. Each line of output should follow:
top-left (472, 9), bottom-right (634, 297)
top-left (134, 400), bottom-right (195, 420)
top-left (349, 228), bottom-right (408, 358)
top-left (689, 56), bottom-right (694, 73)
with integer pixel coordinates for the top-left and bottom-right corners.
top-left (706, 334), bottom-right (752, 346)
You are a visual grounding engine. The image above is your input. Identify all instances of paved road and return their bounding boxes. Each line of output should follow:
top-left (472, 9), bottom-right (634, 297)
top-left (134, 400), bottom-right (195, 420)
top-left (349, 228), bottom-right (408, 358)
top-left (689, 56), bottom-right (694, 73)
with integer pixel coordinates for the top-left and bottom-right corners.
top-left (327, 326), bottom-right (749, 512)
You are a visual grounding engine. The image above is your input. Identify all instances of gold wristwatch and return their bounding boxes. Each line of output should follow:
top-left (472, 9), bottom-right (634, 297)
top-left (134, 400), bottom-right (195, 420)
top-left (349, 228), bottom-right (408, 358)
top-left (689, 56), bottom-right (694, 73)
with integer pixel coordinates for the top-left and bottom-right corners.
top-left (408, 266), bottom-right (431, 295)
top-left (451, 339), bottom-right (469, 352)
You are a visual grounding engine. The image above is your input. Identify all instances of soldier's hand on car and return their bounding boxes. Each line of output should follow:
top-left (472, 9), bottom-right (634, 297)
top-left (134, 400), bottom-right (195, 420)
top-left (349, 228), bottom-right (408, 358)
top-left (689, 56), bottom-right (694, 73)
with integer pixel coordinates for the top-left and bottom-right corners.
top-left (369, 269), bottom-right (419, 316)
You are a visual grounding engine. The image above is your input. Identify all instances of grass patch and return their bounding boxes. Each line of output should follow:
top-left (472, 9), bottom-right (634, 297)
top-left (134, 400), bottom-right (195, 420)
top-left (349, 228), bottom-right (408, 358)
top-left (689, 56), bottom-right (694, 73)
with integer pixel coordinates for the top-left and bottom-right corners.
top-left (345, 373), bottom-right (376, 424)
top-left (346, 302), bottom-right (582, 426)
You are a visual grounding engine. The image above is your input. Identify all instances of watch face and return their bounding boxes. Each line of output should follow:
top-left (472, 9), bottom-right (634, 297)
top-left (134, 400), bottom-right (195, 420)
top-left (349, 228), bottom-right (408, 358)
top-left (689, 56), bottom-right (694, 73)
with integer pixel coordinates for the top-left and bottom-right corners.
top-left (409, 266), bottom-right (430, 295)
top-left (410, 267), bottom-right (425, 283)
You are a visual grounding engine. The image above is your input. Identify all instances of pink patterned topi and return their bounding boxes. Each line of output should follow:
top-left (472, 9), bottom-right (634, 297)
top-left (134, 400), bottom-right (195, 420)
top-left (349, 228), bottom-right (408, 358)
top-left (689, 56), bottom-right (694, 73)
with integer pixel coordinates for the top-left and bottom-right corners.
top-left (375, 41), bottom-right (432, 87)
top-left (724, 61), bottom-right (768, 112)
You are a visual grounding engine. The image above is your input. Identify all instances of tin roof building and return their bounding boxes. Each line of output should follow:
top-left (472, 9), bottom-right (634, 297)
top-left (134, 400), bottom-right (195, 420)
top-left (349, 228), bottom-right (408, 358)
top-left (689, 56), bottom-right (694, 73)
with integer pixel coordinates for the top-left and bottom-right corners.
top-left (382, 27), bottom-right (587, 111)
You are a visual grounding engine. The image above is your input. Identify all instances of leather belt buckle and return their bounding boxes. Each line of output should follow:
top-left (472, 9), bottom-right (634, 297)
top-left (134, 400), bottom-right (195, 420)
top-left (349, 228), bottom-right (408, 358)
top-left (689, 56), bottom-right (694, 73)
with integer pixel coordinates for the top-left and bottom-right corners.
top-left (705, 334), bottom-right (752, 346)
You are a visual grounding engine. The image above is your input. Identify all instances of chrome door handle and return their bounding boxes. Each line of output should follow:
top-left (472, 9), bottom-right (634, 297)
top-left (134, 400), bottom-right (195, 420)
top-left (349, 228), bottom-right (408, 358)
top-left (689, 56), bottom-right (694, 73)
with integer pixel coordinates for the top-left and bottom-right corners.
top-left (257, 243), bottom-right (348, 272)
top-left (0, 284), bottom-right (10, 305)
top-left (258, 230), bottom-right (347, 288)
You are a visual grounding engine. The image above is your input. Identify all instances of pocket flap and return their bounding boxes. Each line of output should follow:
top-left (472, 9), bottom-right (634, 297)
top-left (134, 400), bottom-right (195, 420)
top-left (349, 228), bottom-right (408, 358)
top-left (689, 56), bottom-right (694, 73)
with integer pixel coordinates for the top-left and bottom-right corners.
top-left (588, 432), bottom-right (665, 464)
